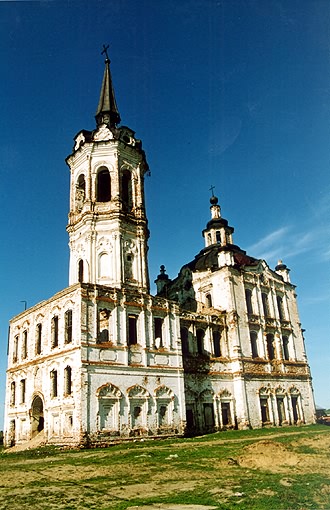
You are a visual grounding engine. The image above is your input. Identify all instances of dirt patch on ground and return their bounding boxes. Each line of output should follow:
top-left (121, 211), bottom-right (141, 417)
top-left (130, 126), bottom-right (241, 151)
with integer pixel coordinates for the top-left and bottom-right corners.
top-left (237, 433), bottom-right (330, 476)
top-left (238, 440), bottom-right (300, 472)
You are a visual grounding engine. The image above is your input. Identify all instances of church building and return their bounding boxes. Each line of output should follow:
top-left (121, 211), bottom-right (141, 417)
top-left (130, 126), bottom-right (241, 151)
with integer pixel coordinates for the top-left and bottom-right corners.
top-left (4, 51), bottom-right (315, 447)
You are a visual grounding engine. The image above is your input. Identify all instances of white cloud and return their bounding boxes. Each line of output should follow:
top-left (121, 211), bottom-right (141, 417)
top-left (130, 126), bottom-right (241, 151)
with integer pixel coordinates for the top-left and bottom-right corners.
top-left (247, 221), bottom-right (330, 267)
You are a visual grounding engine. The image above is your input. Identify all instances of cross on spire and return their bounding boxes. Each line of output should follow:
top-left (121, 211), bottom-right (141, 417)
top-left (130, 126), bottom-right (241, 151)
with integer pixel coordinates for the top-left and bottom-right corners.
top-left (101, 44), bottom-right (110, 62)
top-left (209, 185), bottom-right (215, 197)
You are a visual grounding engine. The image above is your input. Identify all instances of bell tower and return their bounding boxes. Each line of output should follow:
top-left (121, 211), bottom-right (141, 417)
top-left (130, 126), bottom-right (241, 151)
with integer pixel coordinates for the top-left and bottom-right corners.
top-left (66, 48), bottom-right (150, 292)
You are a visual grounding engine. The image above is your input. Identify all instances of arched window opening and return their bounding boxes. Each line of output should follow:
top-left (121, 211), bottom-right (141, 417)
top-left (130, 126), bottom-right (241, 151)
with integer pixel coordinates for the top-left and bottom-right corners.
top-left (282, 336), bottom-right (290, 361)
top-left (78, 259), bottom-right (84, 283)
top-left (10, 382), bottom-right (15, 405)
top-left (266, 334), bottom-right (275, 360)
top-left (216, 230), bottom-right (221, 244)
top-left (77, 174), bottom-right (85, 192)
top-left (250, 331), bottom-right (258, 358)
top-left (277, 295), bottom-right (285, 321)
top-left (20, 379), bottom-right (26, 404)
top-left (206, 293), bottom-right (212, 308)
top-left (99, 252), bottom-right (110, 278)
top-left (196, 329), bottom-right (204, 355)
top-left (181, 327), bottom-right (189, 355)
top-left (245, 289), bottom-right (253, 315)
top-left (31, 396), bottom-right (44, 437)
top-left (122, 170), bottom-right (132, 210)
top-left (65, 310), bottom-right (73, 344)
top-left (128, 314), bottom-right (138, 345)
top-left (154, 317), bottom-right (163, 348)
top-left (50, 370), bottom-right (58, 398)
top-left (76, 174), bottom-right (86, 210)
top-left (51, 316), bottom-right (59, 348)
top-left (98, 308), bottom-right (110, 343)
top-left (97, 168), bottom-right (111, 202)
top-left (36, 324), bottom-right (42, 355)
top-left (212, 329), bottom-right (221, 357)
top-left (64, 366), bottom-right (72, 396)
top-left (22, 330), bottom-right (27, 359)
top-left (13, 336), bottom-right (18, 363)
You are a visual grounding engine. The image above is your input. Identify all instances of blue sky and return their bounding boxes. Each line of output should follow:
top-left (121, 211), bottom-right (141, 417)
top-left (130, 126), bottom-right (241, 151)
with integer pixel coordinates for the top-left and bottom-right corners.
top-left (0, 0), bottom-right (329, 425)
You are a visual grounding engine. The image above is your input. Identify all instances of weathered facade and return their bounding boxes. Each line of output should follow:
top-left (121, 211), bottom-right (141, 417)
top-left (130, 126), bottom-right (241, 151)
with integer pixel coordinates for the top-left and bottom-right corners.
top-left (4, 53), bottom-right (315, 447)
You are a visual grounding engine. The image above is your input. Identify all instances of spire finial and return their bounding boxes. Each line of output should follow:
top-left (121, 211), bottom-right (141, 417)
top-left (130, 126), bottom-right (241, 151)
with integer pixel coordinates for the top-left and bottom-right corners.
top-left (209, 184), bottom-right (215, 197)
top-left (95, 45), bottom-right (121, 128)
top-left (101, 44), bottom-right (110, 63)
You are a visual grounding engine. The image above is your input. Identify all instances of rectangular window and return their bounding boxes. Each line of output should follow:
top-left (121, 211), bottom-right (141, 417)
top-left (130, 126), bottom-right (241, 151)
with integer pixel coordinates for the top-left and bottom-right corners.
top-left (250, 331), bottom-right (259, 358)
top-left (22, 330), bottom-right (27, 359)
top-left (282, 336), bottom-right (290, 360)
top-left (260, 398), bottom-right (269, 423)
top-left (36, 324), bottom-right (42, 355)
top-left (216, 231), bottom-right (221, 244)
top-left (50, 370), bottom-right (58, 398)
top-left (180, 328), bottom-right (189, 355)
top-left (65, 310), bottom-right (73, 344)
top-left (221, 402), bottom-right (231, 426)
top-left (196, 329), bottom-right (204, 355)
top-left (276, 295), bottom-right (285, 321)
top-left (212, 330), bottom-right (221, 357)
top-left (261, 292), bottom-right (270, 317)
top-left (277, 397), bottom-right (285, 425)
top-left (20, 379), bottom-right (26, 404)
top-left (203, 403), bottom-right (215, 427)
top-left (154, 317), bottom-right (163, 347)
top-left (51, 316), bottom-right (59, 348)
top-left (128, 315), bottom-right (137, 345)
top-left (245, 289), bottom-right (253, 315)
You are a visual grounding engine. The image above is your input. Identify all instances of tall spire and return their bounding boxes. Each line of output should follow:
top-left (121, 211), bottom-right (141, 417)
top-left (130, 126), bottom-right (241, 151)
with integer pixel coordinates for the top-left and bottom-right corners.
top-left (95, 45), bottom-right (121, 128)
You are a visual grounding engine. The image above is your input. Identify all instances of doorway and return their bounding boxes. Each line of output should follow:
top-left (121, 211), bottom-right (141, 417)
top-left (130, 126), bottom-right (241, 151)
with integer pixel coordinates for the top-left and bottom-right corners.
top-left (31, 395), bottom-right (44, 438)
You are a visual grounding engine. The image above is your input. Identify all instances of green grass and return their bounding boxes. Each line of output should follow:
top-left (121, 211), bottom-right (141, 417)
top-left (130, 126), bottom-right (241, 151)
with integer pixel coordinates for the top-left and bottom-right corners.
top-left (0, 424), bottom-right (329, 509)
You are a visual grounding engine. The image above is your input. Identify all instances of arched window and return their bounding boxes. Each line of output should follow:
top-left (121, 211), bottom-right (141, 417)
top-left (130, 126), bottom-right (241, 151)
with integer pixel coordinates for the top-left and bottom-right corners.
top-left (266, 333), bottom-right (275, 360)
top-left (97, 168), bottom-right (111, 202)
top-left (22, 330), bottom-right (27, 359)
top-left (10, 382), bottom-right (15, 405)
top-left (99, 252), bottom-right (110, 278)
top-left (51, 316), bottom-right (59, 348)
top-left (65, 310), bottom-right (73, 344)
top-left (122, 169), bottom-right (132, 210)
top-left (36, 323), bottom-right (42, 355)
top-left (20, 379), bottom-right (26, 404)
top-left (78, 259), bottom-right (84, 283)
top-left (77, 174), bottom-right (85, 192)
top-left (250, 331), bottom-right (258, 358)
top-left (76, 174), bottom-right (86, 210)
top-left (50, 370), bottom-right (58, 398)
top-left (64, 366), bottom-right (72, 396)
top-left (206, 293), bottom-right (212, 308)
